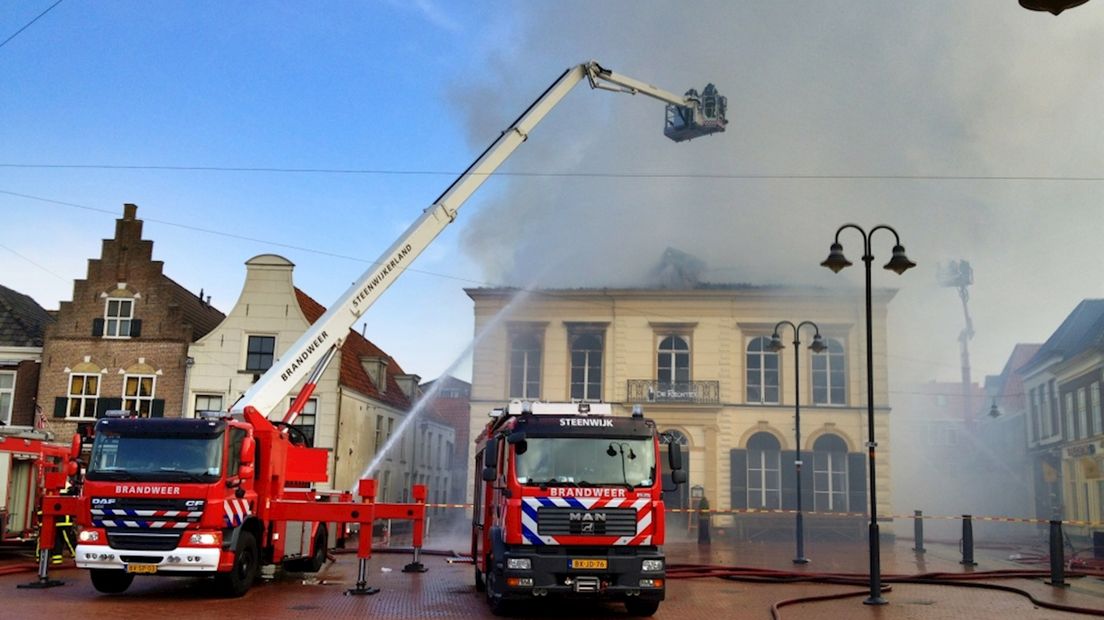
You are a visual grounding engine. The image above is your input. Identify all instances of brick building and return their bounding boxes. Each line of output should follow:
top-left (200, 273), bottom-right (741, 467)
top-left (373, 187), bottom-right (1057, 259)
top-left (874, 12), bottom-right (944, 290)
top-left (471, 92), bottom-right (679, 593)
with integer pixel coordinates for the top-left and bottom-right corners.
top-left (38, 204), bottom-right (224, 437)
top-left (0, 284), bottom-right (54, 428)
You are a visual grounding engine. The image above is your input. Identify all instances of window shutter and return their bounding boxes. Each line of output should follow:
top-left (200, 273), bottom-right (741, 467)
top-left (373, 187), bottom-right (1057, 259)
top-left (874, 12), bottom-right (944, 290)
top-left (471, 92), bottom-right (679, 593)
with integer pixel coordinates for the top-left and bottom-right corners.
top-left (730, 449), bottom-right (748, 509)
top-left (92, 318), bottom-right (104, 337)
top-left (130, 319), bottom-right (142, 338)
top-left (96, 397), bottom-right (121, 418)
top-left (151, 399), bottom-right (165, 418)
top-left (847, 452), bottom-right (867, 514)
top-left (781, 450), bottom-right (797, 510)
top-left (53, 397), bottom-right (68, 418)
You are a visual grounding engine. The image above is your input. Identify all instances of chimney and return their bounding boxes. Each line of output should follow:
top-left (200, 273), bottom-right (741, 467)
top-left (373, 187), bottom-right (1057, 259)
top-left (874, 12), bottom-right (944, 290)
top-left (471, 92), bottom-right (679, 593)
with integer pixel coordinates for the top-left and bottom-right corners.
top-left (123, 203), bottom-right (137, 220)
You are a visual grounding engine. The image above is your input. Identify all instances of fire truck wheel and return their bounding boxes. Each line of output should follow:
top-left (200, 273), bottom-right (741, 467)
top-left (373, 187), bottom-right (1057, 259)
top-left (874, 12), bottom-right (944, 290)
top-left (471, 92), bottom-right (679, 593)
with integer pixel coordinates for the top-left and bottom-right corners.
top-left (624, 599), bottom-right (660, 617)
top-left (89, 569), bottom-right (134, 594)
top-left (485, 570), bottom-right (511, 616)
top-left (217, 531), bottom-right (259, 597)
top-left (474, 565), bottom-right (485, 592)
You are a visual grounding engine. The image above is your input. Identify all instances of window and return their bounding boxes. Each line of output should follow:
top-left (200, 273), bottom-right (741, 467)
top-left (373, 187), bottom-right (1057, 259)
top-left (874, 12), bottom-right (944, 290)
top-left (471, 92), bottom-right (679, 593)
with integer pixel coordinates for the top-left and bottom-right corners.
top-left (1064, 392), bottom-right (1074, 440)
top-left (385, 417), bottom-right (395, 461)
top-left (1029, 387), bottom-right (1040, 442)
top-left (245, 335), bottom-right (276, 372)
top-left (374, 416), bottom-right (385, 452)
top-left (746, 336), bottom-right (779, 404)
top-left (1049, 380), bottom-right (1060, 439)
top-left (287, 397), bottom-right (317, 447)
top-left (122, 374), bottom-right (156, 417)
top-left (227, 427), bottom-right (247, 474)
top-left (1077, 387), bottom-right (1089, 439)
top-left (569, 332), bottom-right (604, 401)
top-left (67, 373), bottom-right (100, 419)
top-left (0, 371), bottom-right (14, 425)
top-left (194, 394), bottom-right (223, 416)
top-left (104, 298), bottom-right (134, 338)
top-left (1092, 382), bottom-right (1101, 437)
top-left (812, 338), bottom-right (846, 405)
top-left (657, 335), bottom-right (690, 386)
top-left (813, 434), bottom-right (848, 512)
top-left (509, 331), bottom-right (542, 399)
top-left (747, 433), bottom-right (781, 509)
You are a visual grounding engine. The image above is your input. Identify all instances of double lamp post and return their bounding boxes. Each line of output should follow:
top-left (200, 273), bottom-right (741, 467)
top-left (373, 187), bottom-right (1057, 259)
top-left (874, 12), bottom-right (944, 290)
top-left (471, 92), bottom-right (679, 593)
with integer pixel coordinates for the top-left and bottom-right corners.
top-left (820, 223), bottom-right (915, 605)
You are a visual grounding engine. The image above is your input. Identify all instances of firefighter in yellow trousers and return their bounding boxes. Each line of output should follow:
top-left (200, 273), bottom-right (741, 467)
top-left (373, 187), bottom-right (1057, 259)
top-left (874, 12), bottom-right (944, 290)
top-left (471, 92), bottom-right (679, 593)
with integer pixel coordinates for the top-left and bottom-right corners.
top-left (35, 511), bottom-right (75, 565)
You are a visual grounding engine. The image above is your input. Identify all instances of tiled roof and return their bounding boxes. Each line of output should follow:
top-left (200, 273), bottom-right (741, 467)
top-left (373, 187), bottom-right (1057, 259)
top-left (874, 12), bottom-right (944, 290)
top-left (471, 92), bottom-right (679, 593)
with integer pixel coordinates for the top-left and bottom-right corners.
top-left (1022, 299), bottom-right (1104, 373)
top-left (0, 284), bottom-right (54, 347)
top-left (294, 288), bottom-right (411, 410)
top-left (160, 275), bottom-right (226, 341)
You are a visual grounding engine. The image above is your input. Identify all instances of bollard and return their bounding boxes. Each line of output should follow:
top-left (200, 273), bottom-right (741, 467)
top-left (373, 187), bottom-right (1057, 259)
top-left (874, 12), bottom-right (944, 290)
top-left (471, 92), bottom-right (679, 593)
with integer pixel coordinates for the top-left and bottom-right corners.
top-left (912, 510), bottom-right (926, 554)
top-left (1045, 520), bottom-right (1069, 587)
top-left (960, 514), bottom-right (977, 567)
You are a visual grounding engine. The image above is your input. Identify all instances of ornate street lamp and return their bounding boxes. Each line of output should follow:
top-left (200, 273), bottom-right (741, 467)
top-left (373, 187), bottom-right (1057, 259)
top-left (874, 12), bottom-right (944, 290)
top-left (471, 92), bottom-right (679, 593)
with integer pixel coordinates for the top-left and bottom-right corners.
top-left (821, 224), bottom-right (914, 606)
top-left (768, 321), bottom-right (827, 565)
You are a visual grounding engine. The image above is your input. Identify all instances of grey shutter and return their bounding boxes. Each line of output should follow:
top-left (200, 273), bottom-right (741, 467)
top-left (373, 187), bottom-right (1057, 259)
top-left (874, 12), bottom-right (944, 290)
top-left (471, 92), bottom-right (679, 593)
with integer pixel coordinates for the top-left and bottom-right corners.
top-left (151, 399), bottom-right (165, 418)
top-left (53, 397), bottom-right (68, 418)
top-left (96, 397), bottom-right (122, 418)
top-left (730, 449), bottom-right (748, 509)
top-left (91, 318), bottom-right (104, 337)
top-left (129, 319), bottom-right (142, 338)
top-left (847, 452), bottom-right (867, 514)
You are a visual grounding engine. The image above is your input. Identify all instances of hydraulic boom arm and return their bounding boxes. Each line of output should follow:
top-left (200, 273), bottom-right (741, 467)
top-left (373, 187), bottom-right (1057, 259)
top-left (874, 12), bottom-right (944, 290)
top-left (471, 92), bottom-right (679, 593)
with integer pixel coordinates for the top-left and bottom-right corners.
top-left (232, 61), bottom-right (725, 421)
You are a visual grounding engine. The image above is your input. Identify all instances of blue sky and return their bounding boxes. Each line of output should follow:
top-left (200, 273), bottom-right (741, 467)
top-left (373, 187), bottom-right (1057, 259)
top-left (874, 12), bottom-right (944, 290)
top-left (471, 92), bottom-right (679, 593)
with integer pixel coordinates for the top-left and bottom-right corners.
top-left (3, 1), bottom-right (1104, 391)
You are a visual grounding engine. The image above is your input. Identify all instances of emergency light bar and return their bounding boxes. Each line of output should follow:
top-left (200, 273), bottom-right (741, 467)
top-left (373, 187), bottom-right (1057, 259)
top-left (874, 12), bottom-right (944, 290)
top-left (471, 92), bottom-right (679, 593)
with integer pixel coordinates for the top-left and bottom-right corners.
top-left (503, 400), bottom-right (613, 416)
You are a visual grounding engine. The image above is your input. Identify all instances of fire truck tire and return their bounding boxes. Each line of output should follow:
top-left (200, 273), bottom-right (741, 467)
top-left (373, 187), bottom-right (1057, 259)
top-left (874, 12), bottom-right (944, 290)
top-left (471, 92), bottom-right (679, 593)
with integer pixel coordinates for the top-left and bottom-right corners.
top-left (625, 599), bottom-right (660, 617)
top-left (89, 569), bottom-right (134, 594)
top-left (485, 570), bottom-right (511, 616)
top-left (217, 531), bottom-right (259, 597)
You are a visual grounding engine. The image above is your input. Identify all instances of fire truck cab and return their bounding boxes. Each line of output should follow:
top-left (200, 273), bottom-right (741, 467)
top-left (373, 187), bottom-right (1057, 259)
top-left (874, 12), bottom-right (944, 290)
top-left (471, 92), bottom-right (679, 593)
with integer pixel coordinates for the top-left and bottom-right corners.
top-left (472, 401), bottom-right (686, 617)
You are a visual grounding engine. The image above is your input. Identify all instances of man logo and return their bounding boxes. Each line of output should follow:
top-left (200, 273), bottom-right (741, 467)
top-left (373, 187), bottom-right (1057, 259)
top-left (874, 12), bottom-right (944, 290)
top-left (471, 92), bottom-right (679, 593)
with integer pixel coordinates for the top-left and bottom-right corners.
top-left (568, 511), bottom-right (607, 534)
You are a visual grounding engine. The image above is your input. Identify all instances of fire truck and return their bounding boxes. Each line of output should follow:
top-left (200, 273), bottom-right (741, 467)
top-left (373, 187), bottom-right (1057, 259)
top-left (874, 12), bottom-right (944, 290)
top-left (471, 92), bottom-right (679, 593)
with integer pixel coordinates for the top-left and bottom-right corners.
top-left (472, 401), bottom-right (687, 617)
top-left (0, 428), bottom-right (71, 546)
top-left (34, 60), bottom-right (723, 597)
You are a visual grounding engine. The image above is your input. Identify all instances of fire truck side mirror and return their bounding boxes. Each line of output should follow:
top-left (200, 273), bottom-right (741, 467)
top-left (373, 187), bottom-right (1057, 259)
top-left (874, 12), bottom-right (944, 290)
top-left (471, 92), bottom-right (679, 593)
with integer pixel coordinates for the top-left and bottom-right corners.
top-left (671, 470), bottom-right (688, 485)
top-left (668, 442), bottom-right (684, 471)
top-left (240, 436), bottom-right (256, 466)
top-left (482, 437), bottom-right (500, 481)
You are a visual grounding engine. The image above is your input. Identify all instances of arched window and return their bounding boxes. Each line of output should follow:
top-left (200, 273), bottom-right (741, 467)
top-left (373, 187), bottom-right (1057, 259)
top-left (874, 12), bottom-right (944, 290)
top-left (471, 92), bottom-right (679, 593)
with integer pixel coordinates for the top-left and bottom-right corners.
top-left (812, 434), bottom-right (848, 512)
top-left (747, 432), bottom-right (781, 509)
top-left (570, 332), bottom-right (603, 401)
top-left (812, 338), bottom-right (846, 405)
top-left (509, 332), bottom-right (542, 399)
top-left (657, 335), bottom-right (690, 386)
top-left (746, 337), bottom-right (779, 404)
top-left (660, 429), bottom-right (690, 446)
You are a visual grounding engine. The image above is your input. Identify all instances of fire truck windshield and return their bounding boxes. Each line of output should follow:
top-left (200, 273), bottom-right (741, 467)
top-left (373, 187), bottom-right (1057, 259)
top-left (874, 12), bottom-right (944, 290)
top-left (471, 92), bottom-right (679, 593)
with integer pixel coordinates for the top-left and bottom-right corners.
top-left (86, 430), bottom-right (224, 483)
top-left (514, 437), bottom-right (656, 488)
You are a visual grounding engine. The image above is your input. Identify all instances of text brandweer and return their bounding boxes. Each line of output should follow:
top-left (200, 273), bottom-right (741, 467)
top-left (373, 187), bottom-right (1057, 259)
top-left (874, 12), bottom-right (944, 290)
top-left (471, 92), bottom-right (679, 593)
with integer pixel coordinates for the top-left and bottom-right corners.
top-left (114, 485), bottom-right (182, 495)
top-left (352, 244), bottom-right (413, 311)
top-left (280, 330), bottom-right (330, 382)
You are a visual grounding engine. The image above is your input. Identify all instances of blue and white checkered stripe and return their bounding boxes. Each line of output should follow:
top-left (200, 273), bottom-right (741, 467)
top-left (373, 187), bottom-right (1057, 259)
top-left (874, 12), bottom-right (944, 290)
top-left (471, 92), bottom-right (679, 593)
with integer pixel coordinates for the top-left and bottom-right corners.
top-left (224, 499), bottom-right (251, 527)
top-left (91, 508), bottom-right (202, 529)
top-left (520, 497), bottom-right (633, 545)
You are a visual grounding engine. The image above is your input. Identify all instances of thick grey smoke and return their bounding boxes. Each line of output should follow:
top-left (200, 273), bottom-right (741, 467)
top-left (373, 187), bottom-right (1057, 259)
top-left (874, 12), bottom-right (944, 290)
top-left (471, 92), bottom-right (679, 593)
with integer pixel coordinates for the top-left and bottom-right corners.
top-left (454, 1), bottom-right (1104, 382)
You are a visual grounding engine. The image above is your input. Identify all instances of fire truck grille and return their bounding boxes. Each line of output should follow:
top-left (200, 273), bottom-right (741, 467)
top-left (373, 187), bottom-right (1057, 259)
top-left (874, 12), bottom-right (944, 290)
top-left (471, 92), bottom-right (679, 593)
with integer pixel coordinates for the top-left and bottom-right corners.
top-left (106, 530), bottom-right (183, 551)
top-left (536, 507), bottom-right (638, 536)
top-left (91, 497), bottom-right (204, 549)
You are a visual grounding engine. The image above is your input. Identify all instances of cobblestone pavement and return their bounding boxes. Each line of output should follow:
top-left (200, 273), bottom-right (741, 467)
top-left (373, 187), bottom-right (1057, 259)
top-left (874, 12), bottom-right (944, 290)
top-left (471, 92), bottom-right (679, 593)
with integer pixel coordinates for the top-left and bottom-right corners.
top-left (1, 536), bottom-right (1101, 619)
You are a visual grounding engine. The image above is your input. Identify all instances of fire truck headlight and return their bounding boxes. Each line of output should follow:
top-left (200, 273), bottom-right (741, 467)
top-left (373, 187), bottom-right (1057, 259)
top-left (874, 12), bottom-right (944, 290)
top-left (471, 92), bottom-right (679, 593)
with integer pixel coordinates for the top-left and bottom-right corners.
top-left (506, 558), bottom-right (531, 570)
top-left (188, 533), bottom-right (221, 546)
top-left (77, 529), bottom-right (100, 543)
top-left (641, 559), bottom-right (664, 572)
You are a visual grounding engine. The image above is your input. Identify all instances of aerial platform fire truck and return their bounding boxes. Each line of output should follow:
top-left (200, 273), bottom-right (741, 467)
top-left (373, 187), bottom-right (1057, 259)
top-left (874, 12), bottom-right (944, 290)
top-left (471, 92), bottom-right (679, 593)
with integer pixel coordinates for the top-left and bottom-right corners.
top-left (473, 401), bottom-right (687, 617)
top-left (33, 60), bottom-right (723, 597)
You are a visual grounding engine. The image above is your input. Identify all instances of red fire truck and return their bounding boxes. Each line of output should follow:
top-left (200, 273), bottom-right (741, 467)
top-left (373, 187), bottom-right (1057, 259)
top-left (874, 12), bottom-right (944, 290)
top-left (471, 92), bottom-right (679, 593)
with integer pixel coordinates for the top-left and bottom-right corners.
top-left (472, 401), bottom-right (686, 617)
top-left (34, 60), bottom-right (722, 597)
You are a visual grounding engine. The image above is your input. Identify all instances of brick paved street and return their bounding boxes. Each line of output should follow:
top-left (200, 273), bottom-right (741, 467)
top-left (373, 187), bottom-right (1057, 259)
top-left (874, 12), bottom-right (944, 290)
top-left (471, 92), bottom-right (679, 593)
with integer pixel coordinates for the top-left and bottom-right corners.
top-left (2, 533), bottom-right (1101, 619)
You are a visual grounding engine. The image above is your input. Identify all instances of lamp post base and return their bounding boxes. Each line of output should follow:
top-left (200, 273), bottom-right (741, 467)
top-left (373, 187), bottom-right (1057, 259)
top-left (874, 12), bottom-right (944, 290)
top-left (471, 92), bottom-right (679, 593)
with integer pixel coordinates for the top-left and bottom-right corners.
top-left (793, 557), bottom-right (810, 565)
top-left (863, 595), bottom-right (888, 606)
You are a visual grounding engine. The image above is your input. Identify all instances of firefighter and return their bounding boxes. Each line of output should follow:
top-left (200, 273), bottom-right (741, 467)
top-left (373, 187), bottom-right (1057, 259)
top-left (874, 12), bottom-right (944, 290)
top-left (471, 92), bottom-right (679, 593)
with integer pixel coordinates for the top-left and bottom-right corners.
top-left (697, 495), bottom-right (711, 544)
top-left (35, 511), bottom-right (74, 564)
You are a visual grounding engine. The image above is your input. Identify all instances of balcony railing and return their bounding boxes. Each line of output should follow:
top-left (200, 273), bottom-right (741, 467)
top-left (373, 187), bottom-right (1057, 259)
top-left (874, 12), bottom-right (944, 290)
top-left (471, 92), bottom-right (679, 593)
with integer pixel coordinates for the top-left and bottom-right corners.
top-left (626, 380), bottom-right (720, 405)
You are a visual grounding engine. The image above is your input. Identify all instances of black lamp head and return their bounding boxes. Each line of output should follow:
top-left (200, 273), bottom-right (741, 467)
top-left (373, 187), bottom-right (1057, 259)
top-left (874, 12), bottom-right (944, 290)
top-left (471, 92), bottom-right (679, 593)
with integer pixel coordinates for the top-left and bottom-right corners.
top-left (883, 244), bottom-right (916, 275)
top-left (767, 333), bottom-right (785, 352)
top-left (808, 333), bottom-right (828, 354)
top-left (821, 242), bottom-right (852, 273)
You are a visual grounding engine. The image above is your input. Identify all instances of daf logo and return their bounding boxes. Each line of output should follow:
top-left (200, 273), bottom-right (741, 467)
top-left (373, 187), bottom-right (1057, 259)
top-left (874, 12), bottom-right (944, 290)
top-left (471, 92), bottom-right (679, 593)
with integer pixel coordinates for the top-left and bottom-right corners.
top-left (91, 498), bottom-right (116, 505)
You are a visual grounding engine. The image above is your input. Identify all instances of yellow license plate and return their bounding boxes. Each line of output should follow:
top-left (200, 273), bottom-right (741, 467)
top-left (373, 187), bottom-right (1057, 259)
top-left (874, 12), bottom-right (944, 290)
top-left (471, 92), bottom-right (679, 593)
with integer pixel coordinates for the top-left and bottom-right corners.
top-left (570, 559), bottom-right (607, 570)
top-left (126, 563), bottom-right (158, 574)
